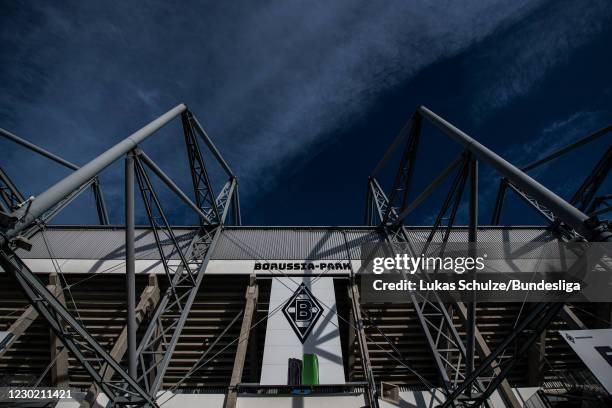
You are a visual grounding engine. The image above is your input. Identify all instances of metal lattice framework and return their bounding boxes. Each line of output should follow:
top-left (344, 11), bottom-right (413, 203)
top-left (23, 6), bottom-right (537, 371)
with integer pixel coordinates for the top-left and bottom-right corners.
top-left (366, 106), bottom-right (611, 407)
top-left (0, 103), bottom-right (609, 407)
top-left (0, 105), bottom-right (240, 406)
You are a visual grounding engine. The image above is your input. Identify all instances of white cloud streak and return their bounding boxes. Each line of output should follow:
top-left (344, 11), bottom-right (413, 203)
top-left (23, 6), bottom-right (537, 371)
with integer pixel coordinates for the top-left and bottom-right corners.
top-left (1, 0), bottom-right (608, 223)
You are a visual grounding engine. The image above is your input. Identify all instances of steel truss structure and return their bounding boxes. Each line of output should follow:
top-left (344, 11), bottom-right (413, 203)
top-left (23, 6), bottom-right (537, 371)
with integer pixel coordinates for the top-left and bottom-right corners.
top-left (366, 107), bottom-right (611, 407)
top-left (0, 105), bottom-right (240, 406)
top-left (0, 103), bottom-right (609, 407)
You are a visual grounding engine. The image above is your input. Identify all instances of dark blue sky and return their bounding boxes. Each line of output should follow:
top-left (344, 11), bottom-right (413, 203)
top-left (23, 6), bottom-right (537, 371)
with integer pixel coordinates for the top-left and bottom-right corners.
top-left (1, 1), bottom-right (611, 226)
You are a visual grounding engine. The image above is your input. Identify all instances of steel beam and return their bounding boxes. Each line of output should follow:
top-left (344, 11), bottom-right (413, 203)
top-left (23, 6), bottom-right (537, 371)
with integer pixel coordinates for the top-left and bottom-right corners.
top-left (0, 248), bottom-right (156, 405)
top-left (136, 227), bottom-right (222, 397)
top-left (1, 104), bottom-right (186, 245)
top-left (371, 118), bottom-right (414, 178)
top-left (126, 151), bottom-right (137, 378)
top-left (0, 128), bottom-right (80, 171)
top-left (383, 114), bottom-right (421, 224)
top-left (188, 114), bottom-right (235, 179)
top-left (368, 175), bottom-right (489, 399)
top-left (0, 129), bottom-right (110, 225)
top-left (133, 156), bottom-right (197, 287)
top-left (444, 244), bottom-right (596, 406)
top-left (0, 166), bottom-right (25, 211)
top-left (419, 106), bottom-right (595, 237)
top-left (135, 149), bottom-right (211, 223)
top-left (182, 112), bottom-right (221, 224)
top-left (571, 146), bottom-right (611, 213)
top-left (233, 184), bottom-right (242, 225)
top-left (521, 125), bottom-right (611, 172)
top-left (490, 179), bottom-right (507, 225)
top-left (465, 157), bottom-right (477, 382)
top-left (395, 155), bottom-right (463, 223)
top-left (0, 281), bottom-right (61, 359)
top-left (91, 179), bottom-right (110, 225)
top-left (440, 302), bottom-right (563, 407)
top-left (505, 181), bottom-right (580, 240)
top-left (455, 304), bottom-right (521, 408)
top-left (20, 178), bottom-right (97, 239)
top-left (87, 275), bottom-right (160, 407)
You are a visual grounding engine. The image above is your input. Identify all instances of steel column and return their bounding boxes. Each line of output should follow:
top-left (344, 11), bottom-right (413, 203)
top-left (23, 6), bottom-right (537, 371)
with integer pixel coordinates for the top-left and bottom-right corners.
top-left (126, 151), bottom-right (137, 378)
top-left (465, 157), bottom-right (477, 383)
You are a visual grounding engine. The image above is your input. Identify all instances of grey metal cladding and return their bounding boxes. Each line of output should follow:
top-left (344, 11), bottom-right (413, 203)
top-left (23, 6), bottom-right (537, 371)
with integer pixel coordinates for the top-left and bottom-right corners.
top-left (212, 228), bottom-right (349, 260)
top-left (208, 227), bottom-right (557, 260)
top-left (16, 227), bottom-right (196, 260)
top-left (15, 226), bottom-right (557, 261)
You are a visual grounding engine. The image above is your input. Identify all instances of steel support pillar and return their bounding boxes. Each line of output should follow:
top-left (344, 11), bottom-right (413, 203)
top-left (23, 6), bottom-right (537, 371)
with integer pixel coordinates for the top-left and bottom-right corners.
top-left (126, 151), bottom-right (137, 378)
top-left (465, 158), bottom-right (477, 383)
top-left (225, 276), bottom-right (258, 408)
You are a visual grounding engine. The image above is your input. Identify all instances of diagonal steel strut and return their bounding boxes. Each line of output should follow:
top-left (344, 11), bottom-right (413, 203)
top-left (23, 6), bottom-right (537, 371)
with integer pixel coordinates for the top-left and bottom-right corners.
top-left (0, 247), bottom-right (157, 406)
top-left (132, 155), bottom-right (228, 397)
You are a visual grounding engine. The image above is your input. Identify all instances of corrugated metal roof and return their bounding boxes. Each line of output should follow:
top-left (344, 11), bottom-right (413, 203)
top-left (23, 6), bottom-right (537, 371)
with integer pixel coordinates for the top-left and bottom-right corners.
top-left (18, 227), bottom-right (196, 260)
top-left (15, 226), bottom-right (557, 261)
top-left (212, 228), bottom-right (383, 260)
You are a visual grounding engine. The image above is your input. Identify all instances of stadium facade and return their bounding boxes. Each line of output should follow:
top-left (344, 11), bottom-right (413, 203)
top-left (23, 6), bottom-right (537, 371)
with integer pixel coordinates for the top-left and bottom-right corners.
top-left (0, 105), bottom-right (610, 408)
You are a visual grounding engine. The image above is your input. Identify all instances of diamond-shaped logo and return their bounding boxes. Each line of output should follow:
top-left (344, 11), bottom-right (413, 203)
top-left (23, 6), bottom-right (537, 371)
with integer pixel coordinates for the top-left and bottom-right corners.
top-left (282, 283), bottom-right (323, 344)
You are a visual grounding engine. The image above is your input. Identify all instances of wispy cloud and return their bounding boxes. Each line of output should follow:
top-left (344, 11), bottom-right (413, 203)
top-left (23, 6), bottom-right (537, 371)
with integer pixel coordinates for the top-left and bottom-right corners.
top-left (504, 110), bottom-right (605, 170)
top-left (469, 0), bottom-right (612, 119)
top-left (1, 0), bottom-right (608, 224)
top-left (470, 109), bottom-right (608, 223)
